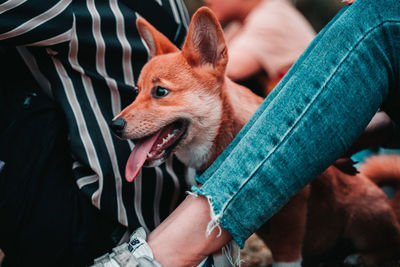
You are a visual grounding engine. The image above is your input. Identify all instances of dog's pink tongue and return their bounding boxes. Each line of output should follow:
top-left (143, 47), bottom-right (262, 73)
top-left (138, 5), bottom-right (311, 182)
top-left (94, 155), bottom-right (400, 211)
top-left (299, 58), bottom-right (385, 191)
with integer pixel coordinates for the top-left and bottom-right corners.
top-left (125, 131), bottom-right (161, 182)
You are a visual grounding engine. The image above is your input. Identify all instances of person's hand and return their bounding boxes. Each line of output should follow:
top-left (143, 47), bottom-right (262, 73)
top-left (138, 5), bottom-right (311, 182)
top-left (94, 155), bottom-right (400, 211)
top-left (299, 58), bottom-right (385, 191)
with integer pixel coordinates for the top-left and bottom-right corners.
top-left (147, 195), bottom-right (232, 267)
top-left (343, 0), bottom-right (356, 4)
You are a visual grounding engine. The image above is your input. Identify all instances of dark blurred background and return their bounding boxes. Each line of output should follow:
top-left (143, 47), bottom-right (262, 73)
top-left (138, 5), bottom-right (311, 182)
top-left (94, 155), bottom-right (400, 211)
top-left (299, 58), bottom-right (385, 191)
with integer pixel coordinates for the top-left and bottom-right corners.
top-left (183, 0), bottom-right (346, 32)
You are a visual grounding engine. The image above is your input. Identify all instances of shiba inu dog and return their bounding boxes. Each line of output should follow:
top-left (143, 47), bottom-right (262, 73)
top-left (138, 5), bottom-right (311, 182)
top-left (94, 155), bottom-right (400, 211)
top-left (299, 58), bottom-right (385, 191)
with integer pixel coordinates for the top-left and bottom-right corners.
top-left (110, 7), bottom-right (400, 266)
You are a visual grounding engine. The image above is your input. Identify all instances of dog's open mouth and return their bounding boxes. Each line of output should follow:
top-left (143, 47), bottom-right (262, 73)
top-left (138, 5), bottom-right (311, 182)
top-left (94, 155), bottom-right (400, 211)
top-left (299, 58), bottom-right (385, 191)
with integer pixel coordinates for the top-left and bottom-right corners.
top-left (125, 119), bottom-right (188, 182)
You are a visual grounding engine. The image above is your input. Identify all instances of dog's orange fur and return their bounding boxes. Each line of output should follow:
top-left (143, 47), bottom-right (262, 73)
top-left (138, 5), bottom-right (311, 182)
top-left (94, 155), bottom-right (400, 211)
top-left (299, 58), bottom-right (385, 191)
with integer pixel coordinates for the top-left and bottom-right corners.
top-left (115, 7), bottom-right (400, 266)
top-left (360, 155), bottom-right (400, 223)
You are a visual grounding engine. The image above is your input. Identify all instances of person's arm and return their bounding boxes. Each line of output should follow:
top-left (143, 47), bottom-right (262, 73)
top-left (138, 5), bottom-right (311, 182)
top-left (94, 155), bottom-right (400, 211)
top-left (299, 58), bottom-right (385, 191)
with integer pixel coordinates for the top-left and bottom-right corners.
top-left (225, 0), bottom-right (315, 82)
top-left (226, 41), bottom-right (263, 81)
top-left (147, 195), bottom-right (232, 267)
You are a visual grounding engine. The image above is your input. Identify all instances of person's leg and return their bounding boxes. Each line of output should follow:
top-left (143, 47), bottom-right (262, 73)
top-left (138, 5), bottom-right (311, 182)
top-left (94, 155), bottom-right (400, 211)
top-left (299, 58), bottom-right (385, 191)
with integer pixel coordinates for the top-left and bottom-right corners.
top-left (193, 0), bottom-right (400, 247)
top-left (195, 4), bottom-right (349, 184)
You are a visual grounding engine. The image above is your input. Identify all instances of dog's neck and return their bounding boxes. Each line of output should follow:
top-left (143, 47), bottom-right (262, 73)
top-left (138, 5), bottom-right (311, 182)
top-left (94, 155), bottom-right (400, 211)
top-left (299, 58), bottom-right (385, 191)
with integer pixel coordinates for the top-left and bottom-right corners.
top-left (200, 78), bottom-right (263, 170)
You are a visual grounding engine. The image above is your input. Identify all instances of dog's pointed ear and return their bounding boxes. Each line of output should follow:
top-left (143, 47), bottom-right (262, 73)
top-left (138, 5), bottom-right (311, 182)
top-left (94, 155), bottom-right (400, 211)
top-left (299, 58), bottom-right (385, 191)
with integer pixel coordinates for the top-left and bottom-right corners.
top-left (182, 7), bottom-right (228, 71)
top-left (136, 17), bottom-right (179, 58)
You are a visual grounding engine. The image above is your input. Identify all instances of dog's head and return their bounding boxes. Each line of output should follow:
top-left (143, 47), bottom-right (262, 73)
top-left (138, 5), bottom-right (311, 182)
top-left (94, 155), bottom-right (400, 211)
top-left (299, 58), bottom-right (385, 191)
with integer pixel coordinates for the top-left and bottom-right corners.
top-left (110, 7), bottom-right (228, 181)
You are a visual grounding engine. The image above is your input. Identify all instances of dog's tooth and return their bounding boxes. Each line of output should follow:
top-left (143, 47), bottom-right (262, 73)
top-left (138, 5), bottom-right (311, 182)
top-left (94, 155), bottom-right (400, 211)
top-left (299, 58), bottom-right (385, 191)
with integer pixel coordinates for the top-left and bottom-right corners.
top-left (157, 144), bottom-right (162, 148)
top-left (147, 152), bottom-right (152, 157)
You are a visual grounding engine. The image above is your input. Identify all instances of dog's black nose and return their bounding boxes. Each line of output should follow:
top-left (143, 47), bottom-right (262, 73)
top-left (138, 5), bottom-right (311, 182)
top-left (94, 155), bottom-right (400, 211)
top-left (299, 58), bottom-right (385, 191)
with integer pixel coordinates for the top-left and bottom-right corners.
top-left (109, 118), bottom-right (126, 137)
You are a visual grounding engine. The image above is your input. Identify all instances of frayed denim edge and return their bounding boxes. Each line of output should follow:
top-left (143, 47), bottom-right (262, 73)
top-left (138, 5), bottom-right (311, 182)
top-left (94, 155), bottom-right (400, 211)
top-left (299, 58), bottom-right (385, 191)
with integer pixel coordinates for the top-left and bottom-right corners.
top-left (189, 187), bottom-right (246, 248)
top-left (222, 240), bottom-right (245, 267)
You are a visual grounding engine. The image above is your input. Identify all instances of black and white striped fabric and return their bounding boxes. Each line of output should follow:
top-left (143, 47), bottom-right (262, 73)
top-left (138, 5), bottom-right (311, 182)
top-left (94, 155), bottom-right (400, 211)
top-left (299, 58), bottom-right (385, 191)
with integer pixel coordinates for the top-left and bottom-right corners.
top-left (0, 0), bottom-right (195, 233)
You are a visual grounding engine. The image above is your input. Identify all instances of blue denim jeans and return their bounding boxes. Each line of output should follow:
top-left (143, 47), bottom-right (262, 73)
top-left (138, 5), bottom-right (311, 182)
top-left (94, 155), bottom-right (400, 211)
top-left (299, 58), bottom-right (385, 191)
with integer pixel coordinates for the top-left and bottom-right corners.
top-left (192, 0), bottom-right (400, 248)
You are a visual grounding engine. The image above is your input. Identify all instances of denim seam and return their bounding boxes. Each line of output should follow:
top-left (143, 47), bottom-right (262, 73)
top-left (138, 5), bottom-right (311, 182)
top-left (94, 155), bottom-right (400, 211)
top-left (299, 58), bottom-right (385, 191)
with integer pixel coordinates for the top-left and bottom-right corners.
top-left (218, 19), bottom-right (400, 230)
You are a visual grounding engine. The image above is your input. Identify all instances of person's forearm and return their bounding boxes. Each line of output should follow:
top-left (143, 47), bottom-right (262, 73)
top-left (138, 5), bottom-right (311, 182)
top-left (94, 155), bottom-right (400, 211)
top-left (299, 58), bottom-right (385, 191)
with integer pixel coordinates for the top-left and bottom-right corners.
top-left (147, 195), bottom-right (232, 267)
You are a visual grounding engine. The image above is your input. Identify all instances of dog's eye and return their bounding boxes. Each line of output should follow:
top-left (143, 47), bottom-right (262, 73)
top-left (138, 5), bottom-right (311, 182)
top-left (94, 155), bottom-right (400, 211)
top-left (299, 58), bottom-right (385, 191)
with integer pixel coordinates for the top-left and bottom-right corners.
top-left (152, 86), bottom-right (170, 98)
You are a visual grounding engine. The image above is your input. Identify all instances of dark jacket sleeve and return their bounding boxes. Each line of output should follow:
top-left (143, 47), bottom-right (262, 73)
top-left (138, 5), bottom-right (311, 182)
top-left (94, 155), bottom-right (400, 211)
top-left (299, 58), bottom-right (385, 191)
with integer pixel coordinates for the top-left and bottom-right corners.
top-left (0, 0), bottom-right (73, 45)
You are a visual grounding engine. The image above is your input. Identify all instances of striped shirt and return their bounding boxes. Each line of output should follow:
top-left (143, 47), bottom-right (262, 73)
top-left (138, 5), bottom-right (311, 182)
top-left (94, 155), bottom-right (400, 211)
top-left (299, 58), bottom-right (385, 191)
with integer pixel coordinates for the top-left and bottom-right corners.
top-left (0, 0), bottom-right (195, 233)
